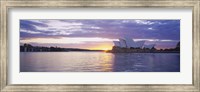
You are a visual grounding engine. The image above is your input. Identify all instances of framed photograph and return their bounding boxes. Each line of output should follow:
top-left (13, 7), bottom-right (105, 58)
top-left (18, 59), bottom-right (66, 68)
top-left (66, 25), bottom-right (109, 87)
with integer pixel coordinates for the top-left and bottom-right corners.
top-left (1, 0), bottom-right (200, 92)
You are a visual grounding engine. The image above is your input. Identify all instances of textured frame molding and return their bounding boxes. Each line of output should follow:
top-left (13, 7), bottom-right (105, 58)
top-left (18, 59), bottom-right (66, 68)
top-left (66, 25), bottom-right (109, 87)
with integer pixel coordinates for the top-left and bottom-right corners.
top-left (0, 0), bottom-right (200, 92)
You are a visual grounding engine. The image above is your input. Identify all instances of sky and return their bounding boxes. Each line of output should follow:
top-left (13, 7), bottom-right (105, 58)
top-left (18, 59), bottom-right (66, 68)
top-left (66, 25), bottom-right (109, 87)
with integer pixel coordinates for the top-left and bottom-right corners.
top-left (20, 19), bottom-right (180, 50)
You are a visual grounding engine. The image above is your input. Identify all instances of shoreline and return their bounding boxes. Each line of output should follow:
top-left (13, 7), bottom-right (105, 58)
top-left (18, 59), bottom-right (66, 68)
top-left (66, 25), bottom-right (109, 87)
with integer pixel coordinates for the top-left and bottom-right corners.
top-left (20, 51), bottom-right (180, 53)
top-left (106, 51), bottom-right (180, 53)
top-left (107, 46), bottom-right (180, 53)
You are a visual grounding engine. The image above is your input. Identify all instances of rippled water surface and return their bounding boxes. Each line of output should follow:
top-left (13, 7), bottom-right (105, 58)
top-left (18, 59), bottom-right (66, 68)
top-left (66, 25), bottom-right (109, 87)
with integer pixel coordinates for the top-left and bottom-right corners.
top-left (20, 52), bottom-right (180, 72)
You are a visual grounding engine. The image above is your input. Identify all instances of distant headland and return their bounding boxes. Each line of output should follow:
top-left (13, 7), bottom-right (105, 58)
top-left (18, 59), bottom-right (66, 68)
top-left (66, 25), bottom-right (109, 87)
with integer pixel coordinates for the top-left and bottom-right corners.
top-left (107, 37), bottom-right (180, 53)
top-left (20, 44), bottom-right (103, 52)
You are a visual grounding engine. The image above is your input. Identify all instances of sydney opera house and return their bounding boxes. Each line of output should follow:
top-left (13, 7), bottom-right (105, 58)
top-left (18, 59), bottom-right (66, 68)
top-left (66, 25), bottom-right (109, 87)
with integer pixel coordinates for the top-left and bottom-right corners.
top-left (113, 37), bottom-right (155, 49)
top-left (108, 37), bottom-right (157, 53)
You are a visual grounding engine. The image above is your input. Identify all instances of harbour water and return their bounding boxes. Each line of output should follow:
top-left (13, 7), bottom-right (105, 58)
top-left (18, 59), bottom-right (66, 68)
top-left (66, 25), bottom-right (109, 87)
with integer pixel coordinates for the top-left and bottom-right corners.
top-left (20, 52), bottom-right (180, 72)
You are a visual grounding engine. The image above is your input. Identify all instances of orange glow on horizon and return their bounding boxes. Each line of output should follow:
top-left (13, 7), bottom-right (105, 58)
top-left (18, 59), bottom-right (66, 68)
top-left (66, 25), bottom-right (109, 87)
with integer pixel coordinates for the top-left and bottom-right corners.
top-left (88, 45), bottom-right (113, 50)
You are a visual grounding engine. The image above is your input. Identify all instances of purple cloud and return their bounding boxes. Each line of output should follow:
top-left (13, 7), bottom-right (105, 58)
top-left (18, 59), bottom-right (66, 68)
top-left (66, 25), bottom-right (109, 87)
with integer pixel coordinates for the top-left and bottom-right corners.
top-left (20, 19), bottom-right (180, 49)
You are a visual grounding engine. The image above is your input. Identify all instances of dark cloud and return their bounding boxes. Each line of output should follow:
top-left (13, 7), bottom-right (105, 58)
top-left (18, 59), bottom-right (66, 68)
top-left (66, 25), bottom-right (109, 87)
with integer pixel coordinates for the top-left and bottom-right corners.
top-left (20, 20), bottom-right (48, 31)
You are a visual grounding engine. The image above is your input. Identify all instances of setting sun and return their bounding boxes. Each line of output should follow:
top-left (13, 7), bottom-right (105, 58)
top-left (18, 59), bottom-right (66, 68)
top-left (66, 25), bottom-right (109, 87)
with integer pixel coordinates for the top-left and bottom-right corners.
top-left (89, 45), bottom-right (112, 50)
top-left (102, 48), bottom-right (109, 50)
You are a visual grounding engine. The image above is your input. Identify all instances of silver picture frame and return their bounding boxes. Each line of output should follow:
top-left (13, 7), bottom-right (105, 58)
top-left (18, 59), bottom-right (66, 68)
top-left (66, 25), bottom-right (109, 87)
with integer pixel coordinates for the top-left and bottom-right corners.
top-left (0, 0), bottom-right (199, 91)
